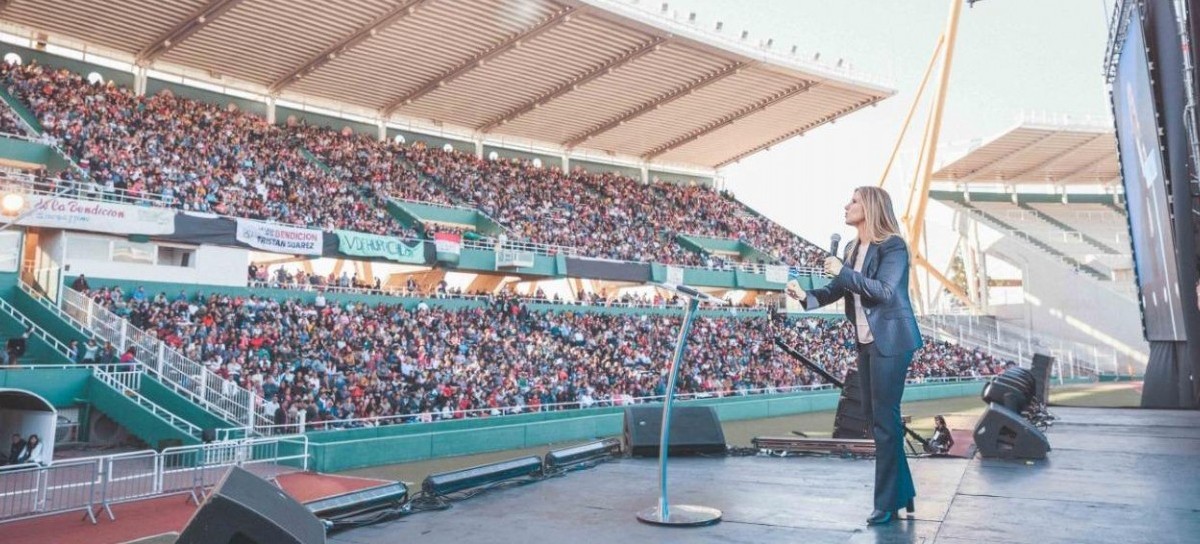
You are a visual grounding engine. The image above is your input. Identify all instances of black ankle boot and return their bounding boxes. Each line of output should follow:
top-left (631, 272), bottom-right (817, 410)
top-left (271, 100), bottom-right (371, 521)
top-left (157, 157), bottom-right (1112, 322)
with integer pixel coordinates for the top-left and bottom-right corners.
top-left (866, 509), bottom-right (894, 525)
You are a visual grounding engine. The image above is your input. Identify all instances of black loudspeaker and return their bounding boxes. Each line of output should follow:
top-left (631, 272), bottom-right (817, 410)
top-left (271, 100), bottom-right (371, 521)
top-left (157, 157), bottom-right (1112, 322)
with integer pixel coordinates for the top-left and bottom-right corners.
top-left (202, 428), bottom-right (218, 443)
top-left (1031, 354), bottom-right (1054, 402)
top-left (177, 466), bottom-right (325, 544)
top-left (623, 405), bottom-right (726, 457)
top-left (973, 403), bottom-right (1051, 460)
top-left (833, 369), bottom-right (871, 439)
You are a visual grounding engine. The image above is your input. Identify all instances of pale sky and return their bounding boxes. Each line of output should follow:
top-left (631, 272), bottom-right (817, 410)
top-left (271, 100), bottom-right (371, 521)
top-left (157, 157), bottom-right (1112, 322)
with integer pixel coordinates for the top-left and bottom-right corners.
top-left (637, 0), bottom-right (1113, 267)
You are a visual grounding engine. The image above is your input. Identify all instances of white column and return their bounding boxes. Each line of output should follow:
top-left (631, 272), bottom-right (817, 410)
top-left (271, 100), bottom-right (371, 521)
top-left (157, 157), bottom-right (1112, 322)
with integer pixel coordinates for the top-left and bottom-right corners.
top-left (134, 65), bottom-right (147, 96)
top-left (474, 138), bottom-right (484, 159)
top-left (377, 119), bottom-right (387, 142)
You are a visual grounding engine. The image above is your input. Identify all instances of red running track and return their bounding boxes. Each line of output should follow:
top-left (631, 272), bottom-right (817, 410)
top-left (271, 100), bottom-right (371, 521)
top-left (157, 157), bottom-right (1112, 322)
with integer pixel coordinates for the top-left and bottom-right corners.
top-left (0, 471), bottom-right (392, 544)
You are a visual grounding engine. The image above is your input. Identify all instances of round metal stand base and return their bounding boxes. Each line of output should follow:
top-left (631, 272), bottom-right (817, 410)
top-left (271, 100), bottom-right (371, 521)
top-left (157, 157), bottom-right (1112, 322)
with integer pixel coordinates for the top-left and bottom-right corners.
top-left (636, 504), bottom-right (722, 527)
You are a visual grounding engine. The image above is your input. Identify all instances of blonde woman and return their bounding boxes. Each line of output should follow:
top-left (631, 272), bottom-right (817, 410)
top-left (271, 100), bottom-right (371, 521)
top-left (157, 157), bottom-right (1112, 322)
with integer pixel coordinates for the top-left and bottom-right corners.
top-left (786, 186), bottom-right (922, 526)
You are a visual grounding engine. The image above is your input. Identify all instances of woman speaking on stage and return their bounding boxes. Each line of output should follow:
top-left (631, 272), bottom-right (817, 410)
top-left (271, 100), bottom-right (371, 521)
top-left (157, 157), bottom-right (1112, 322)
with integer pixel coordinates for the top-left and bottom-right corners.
top-left (785, 186), bottom-right (923, 526)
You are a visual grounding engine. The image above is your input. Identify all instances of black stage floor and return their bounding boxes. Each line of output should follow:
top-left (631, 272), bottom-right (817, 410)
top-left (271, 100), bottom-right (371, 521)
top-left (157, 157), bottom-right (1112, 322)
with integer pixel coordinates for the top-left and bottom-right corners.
top-left (329, 407), bottom-right (1200, 544)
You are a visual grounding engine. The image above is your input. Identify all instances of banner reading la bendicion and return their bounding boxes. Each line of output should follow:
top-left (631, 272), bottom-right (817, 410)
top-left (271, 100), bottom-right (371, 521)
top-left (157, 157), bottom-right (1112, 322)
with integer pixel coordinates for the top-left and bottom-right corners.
top-left (337, 230), bottom-right (425, 264)
top-left (4, 195), bottom-right (175, 235)
top-left (235, 219), bottom-right (323, 256)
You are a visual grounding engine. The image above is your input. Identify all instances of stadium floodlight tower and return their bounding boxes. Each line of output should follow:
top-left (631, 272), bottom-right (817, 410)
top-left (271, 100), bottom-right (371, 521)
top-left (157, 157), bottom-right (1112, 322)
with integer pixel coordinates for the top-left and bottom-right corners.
top-left (875, 0), bottom-right (980, 315)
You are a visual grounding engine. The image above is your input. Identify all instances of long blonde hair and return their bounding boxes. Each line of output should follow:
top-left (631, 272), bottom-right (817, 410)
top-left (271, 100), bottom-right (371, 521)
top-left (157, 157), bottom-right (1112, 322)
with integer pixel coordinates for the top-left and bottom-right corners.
top-left (855, 186), bottom-right (902, 244)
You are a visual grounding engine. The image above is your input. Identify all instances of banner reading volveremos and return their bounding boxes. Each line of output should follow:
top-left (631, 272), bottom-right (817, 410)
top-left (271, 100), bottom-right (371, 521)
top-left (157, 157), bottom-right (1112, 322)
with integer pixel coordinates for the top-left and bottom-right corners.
top-left (4, 195), bottom-right (175, 235)
top-left (235, 219), bottom-right (323, 256)
top-left (337, 231), bottom-right (426, 264)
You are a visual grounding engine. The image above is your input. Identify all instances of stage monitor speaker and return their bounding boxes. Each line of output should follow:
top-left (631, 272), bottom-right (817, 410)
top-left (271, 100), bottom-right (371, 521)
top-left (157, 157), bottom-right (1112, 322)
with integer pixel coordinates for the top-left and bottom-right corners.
top-left (624, 405), bottom-right (726, 457)
top-left (973, 403), bottom-right (1051, 460)
top-left (1031, 354), bottom-right (1054, 402)
top-left (833, 370), bottom-right (871, 439)
top-left (177, 466), bottom-right (325, 544)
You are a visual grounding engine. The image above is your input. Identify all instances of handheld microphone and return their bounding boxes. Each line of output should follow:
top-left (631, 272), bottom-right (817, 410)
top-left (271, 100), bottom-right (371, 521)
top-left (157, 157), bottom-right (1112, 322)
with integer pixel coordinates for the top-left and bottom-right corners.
top-left (830, 233), bottom-right (842, 257)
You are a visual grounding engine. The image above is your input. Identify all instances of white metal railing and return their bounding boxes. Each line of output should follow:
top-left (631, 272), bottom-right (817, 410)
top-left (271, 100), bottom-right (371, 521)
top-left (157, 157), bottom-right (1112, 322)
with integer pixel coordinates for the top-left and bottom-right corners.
top-left (0, 435), bottom-right (308, 525)
top-left (245, 280), bottom-right (770, 310)
top-left (52, 285), bottom-right (270, 430)
top-left (91, 366), bottom-right (203, 440)
top-left (918, 314), bottom-right (1121, 375)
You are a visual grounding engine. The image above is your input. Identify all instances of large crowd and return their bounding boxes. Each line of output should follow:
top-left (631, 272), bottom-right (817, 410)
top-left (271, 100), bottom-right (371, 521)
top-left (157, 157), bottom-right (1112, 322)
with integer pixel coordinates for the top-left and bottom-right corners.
top-left (83, 286), bottom-right (1008, 427)
top-left (0, 61), bottom-right (405, 236)
top-left (2, 59), bottom-right (830, 268)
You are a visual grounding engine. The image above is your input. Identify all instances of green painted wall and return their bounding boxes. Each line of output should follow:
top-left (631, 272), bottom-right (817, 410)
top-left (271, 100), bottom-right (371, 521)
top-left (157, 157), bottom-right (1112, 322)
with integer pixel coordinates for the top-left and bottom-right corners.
top-left (0, 368), bottom-right (90, 407)
top-left (276, 106), bottom-right (374, 136)
top-left (385, 127), bottom-right (473, 154)
top-left (144, 79), bottom-right (267, 117)
top-left (482, 146), bottom-right (562, 170)
top-left (0, 43), bottom-right (135, 89)
top-left (0, 136), bottom-right (72, 172)
top-left (650, 170), bottom-right (714, 187)
top-left (572, 159), bottom-right (641, 180)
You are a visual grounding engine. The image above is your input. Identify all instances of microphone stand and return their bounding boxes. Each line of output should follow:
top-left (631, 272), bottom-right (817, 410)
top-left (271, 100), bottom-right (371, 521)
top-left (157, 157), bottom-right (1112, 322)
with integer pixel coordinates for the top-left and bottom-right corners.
top-left (770, 316), bottom-right (933, 454)
top-left (636, 284), bottom-right (723, 527)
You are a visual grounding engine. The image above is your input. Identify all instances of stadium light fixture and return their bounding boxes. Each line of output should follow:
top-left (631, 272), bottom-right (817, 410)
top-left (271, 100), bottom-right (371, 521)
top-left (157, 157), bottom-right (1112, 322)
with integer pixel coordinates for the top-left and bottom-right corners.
top-left (1, 192), bottom-right (24, 215)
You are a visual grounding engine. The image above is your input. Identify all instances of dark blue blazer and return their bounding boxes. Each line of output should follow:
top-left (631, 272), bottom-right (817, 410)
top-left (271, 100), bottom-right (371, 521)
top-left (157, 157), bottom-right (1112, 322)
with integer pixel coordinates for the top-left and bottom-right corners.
top-left (804, 235), bottom-right (923, 357)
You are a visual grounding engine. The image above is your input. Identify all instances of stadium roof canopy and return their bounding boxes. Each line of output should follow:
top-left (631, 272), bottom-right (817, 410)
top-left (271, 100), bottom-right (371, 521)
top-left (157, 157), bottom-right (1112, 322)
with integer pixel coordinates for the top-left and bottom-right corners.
top-left (932, 123), bottom-right (1120, 186)
top-left (0, 0), bottom-right (892, 171)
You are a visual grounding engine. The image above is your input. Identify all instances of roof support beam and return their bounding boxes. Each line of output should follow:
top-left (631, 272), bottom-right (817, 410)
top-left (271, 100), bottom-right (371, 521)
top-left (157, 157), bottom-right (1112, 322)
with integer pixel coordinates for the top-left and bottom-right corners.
top-left (134, 0), bottom-right (246, 65)
top-left (1003, 132), bottom-right (1109, 181)
top-left (381, 6), bottom-right (577, 117)
top-left (643, 80), bottom-right (821, 160)
top-left (478, 37), bottom-right (665, 133)
top-left (715, 97), bottom-right (883, 168)
top-left (268, 0), bottom-right (429, 94)
top-left (563, 61), bottom-right (747, 149)
top-left (957, 131), bottom-right (1061, 182)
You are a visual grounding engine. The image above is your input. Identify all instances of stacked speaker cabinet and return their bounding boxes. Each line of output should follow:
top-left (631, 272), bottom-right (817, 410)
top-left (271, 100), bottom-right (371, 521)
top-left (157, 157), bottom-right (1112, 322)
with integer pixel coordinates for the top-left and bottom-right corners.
top-left (973, 403), bottom-right (1051, 460)
top-left (1031, 354), bottom-right (1055, 402)
top-left (833, 369), bottom-right (871, 439)
top-left (623, 405), bottom-right (726, 457)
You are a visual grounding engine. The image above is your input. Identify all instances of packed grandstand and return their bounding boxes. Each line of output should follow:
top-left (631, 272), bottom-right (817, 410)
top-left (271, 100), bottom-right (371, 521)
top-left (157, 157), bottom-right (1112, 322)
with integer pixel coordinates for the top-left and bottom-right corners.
top-left (0, 44), bottom-right (1029, 437)
top-left (0, 53), bottom-right (1023, 432)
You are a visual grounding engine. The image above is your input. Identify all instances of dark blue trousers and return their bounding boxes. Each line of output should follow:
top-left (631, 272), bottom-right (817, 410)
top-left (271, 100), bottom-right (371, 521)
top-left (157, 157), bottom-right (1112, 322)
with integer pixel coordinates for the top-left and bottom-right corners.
top-left (857, 342), bottom-right (916, 512)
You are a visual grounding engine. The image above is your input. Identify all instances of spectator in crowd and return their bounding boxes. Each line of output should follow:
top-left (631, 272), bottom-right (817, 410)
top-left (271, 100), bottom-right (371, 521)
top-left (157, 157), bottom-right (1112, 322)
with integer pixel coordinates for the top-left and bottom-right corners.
top-left (5, 433), bottom-right (24, 465)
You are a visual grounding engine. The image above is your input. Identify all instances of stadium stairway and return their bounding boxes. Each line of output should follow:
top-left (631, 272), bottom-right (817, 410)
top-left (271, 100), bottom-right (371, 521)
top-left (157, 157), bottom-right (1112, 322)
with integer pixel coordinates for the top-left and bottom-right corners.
top-left (86, 369), bottom-right (204, 447)
top-left (958, 201), bottom-right (1109, 280)
top-left (7, 279), bottom-right (248, 435)
top-left (1015, 202), bottom-right (1123, 255)
top-left (298, 147), bottom-right (335, 175)
top-left (0, 85), bottom-right (44, 135)
top-left (0, 288), bottom-right (75, 365)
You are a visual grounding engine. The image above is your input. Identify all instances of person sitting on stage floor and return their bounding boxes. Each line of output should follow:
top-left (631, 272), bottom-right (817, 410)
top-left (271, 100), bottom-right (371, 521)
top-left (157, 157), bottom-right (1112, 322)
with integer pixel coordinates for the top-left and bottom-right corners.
top-left (929, 415), bottom-right (954, 455)
top-left (785, 186), bottom-right (922, 526)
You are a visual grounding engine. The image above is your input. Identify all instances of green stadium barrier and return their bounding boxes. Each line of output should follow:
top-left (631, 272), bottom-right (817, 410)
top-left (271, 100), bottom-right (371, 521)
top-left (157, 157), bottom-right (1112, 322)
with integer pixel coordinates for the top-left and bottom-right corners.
top-left (305, 381), bottom-right (989, 473)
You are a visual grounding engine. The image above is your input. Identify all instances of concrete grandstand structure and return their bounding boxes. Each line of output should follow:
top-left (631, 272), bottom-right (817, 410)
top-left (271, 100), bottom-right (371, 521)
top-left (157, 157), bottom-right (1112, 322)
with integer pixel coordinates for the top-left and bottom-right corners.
top-left (928, 120), bottom-right (1146, 374)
